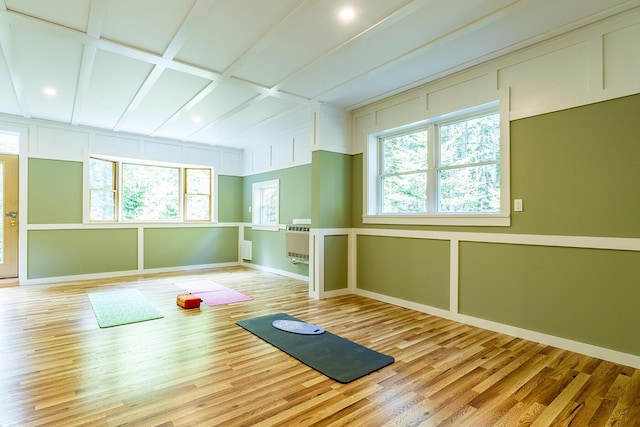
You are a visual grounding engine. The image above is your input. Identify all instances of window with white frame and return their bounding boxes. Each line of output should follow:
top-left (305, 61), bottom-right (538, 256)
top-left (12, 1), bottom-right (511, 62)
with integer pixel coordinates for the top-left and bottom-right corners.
top-left (366, 101), bottom-right (508, 226)
top-left (184, 168), bottom-right (212, 221)
top-left (88, 157), bottom-right (213, 222)
top-left (89, 158), bottom-right (117, 221)
top-left (252, 179), bottom-right (279, 230)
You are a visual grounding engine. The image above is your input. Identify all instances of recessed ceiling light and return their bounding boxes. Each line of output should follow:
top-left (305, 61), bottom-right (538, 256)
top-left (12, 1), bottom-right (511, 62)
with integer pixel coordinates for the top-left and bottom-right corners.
top-left (191, 116), bottom-right (202, 123)
top-left (339, 6), bottom-right (356, 22)
top-left (43, 87), bottom-right (57, 96)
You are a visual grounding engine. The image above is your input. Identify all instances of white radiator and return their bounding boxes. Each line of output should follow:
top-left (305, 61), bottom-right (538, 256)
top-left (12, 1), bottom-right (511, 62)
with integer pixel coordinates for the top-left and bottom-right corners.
top-left (285, 224), bottom-right (310, 264)
top-left (241, 240), bottom-right (252, 260)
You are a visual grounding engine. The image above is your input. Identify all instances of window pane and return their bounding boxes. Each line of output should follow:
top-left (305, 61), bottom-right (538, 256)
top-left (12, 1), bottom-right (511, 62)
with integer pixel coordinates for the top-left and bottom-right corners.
top-left (438, 164), bottom-right (500, 213)
top-left (252, 179), bottom-right (279, 227)
top-left (122, 163), bottom-right (179, 221)
top-left (439, 113), bottom-right (500, 167)
top-left (185, 168), bottom-right (211, 221)
top-left (382, 130), bottom-right (428, 174)
top-left (89, 158), bottom-right (114, 189)
top-left (260, 187), bottom-right (278, 224)
top-left (185, 195), bottom-right (210, 221)
top-left (0, 132), bottom-right (19, 154)
top-left (186, 169), bottom-right (210, 194)
top-left (90, 190), bottom-right (115, 221)
top-left (382, 173), bottom-right (426, 213)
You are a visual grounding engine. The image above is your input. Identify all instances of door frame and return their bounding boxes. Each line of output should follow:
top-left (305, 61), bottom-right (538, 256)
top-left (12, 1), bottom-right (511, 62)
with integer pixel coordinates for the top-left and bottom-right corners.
top-left (0, 123), bottom-right (27, 283)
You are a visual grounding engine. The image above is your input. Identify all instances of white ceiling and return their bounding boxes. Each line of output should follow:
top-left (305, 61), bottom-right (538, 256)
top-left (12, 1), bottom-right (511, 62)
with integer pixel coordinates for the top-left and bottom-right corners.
top-left (0, 0), bottom-right (638, 149)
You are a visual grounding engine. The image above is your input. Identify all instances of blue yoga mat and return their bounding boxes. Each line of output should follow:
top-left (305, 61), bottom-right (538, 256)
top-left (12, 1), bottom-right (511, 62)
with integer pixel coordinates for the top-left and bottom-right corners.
top-left (237, 312), bottom-right (394, 383)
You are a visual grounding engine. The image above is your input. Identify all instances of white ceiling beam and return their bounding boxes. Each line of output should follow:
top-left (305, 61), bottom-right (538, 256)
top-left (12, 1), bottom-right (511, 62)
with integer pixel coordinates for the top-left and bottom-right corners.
top-left (150, 79), bottom-right (223, 137)
top-left (185, 93), bottom-right (268, 141)
top-left (114, 0), bottom-right (217, 132)
top-left (162, 0), bottom-right (215, 60)
top-left (113, 65), bottom-right (166, 132)
top-left (202, 103), bottom-right (302, 147)
top-left (71, 45), bottom-right (97, 125)
top-left (0, 6), bottom-right (311, 109)
top-left (86, 0), bottom-right (107, 38)
top-left (72, 0), bottom-right (107, 125)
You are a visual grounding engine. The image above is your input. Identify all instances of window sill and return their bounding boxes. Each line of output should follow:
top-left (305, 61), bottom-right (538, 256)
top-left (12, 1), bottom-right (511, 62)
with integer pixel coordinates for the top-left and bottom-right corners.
top-left (83, 221), bottom-right (217, 227)
top-left (83, 220), bottom-right (217, 225)
top-left (362, 214), bottom-right (511, 227)
top-left (252, 224), bottom-right (281, 231)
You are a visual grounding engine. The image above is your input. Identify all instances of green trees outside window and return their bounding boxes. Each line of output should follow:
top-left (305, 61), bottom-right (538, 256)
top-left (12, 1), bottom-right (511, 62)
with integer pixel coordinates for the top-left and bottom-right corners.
top-left (89, 158), bottom-right (212, 222)
top-left (438, 112), bottom-right (500, 213)
top-left (378, 110), bottom-right (500, 215)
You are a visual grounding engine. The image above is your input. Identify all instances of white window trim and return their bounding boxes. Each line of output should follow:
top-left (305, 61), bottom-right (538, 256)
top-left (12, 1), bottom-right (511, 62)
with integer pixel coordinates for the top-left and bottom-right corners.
top-left (252, 179), bottom-right (280, 231)
top-left (363, 98), bottom-right (511, 227)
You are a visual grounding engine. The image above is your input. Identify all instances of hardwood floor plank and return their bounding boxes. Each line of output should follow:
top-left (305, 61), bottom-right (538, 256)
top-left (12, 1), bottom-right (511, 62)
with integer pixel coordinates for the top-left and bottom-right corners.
top-left (1, 266), bottom-right (639, 426)
top-left (530, 372), bottom-right (590, 426)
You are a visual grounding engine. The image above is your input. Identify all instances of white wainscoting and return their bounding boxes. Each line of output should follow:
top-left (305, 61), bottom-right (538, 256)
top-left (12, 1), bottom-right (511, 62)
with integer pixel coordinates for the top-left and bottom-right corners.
top-left (307, 226), bottom-right (640, 368)
top-left (0, 113), bottom-right (243, 174)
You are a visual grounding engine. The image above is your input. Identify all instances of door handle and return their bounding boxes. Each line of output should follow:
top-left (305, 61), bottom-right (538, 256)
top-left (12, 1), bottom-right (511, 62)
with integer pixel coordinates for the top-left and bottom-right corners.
top-left (5, 211), bottom-right (17, 218)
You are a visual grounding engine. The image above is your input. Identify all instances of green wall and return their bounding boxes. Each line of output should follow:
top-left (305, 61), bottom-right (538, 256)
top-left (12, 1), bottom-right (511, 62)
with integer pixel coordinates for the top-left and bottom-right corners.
top-left (25, 93), bottom-right (640, 359)
top-left (324, 235), bottom-right (348, 291)
top-left (357, 235), bottom-right (450, 309)
top-left (241, 164), bottom-right (311, 275)
top-left (242, 164), bottom-right (311, 224)
top-left (351, 94), bottom-right (640, 236)
top-left (243, 227), bottom-right (309, 276)
top-left (312, 150), bottom-right (351, 228)
top-left (459, 242), bottom-right (640, 355)
top-left (351, 94), bottom-right (640, 357)
top-left (218, 175), bottom-right (242, 222)
top-left (510, 94), bottom-right (640, 238)
top-left (28, 158), bottom-right (83, 224)
top-left (28, 229), bottom-right (138, 278)
top-left (310, 151), bottom-right (352, 292)
top-left (27, 159), bottom-right (244, 279)
top-left (144, 227), bottom-right (238, 269)
top-left (351, 153), bottom-right (363, 228)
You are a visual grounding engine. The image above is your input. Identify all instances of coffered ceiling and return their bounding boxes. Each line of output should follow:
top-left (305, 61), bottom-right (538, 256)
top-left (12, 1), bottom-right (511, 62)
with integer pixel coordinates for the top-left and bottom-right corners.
top-left (0, 0), bottom-right (638, 149)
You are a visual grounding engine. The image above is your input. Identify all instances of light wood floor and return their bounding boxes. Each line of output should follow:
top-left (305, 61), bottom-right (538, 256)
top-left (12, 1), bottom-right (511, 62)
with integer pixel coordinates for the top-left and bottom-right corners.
top-left (1, 266), bottom-right (639, 426)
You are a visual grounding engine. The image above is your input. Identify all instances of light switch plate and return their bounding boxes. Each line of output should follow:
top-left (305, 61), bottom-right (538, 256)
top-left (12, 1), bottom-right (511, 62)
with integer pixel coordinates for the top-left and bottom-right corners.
top-left (514, 199), bottom-right (523, 212)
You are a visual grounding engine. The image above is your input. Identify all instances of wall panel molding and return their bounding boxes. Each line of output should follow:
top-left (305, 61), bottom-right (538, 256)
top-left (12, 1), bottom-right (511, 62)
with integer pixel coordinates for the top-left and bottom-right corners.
top-left (350, 226), bottom-right (640, 368)
top-left (353, 7), bottom-right (640, 154)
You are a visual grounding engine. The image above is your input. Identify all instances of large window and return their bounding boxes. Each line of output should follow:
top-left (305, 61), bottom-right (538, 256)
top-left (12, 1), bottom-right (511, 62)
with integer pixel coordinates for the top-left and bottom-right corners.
top-left (122, 163), bottom-right (180, 221)
top-left (366, 101), bottom-right (508, 226)
top-left (88, 157), bottom-right (213, 222)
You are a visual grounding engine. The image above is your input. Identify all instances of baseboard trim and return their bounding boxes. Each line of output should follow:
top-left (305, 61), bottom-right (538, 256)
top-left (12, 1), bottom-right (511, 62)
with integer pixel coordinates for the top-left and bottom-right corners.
top-left (241, 262), bottom-right (310, 282)
top-left (20, 262), bottom-right (239, 286)
top-left (354, 288), bottom-right (640, 369)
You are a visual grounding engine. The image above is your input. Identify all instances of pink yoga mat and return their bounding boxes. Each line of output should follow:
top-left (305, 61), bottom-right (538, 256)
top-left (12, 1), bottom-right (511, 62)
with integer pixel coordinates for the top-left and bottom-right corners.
top-left (193, 289), bottom-right (253, 306)
top-left (174, 279), bottom-right (228, 293)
